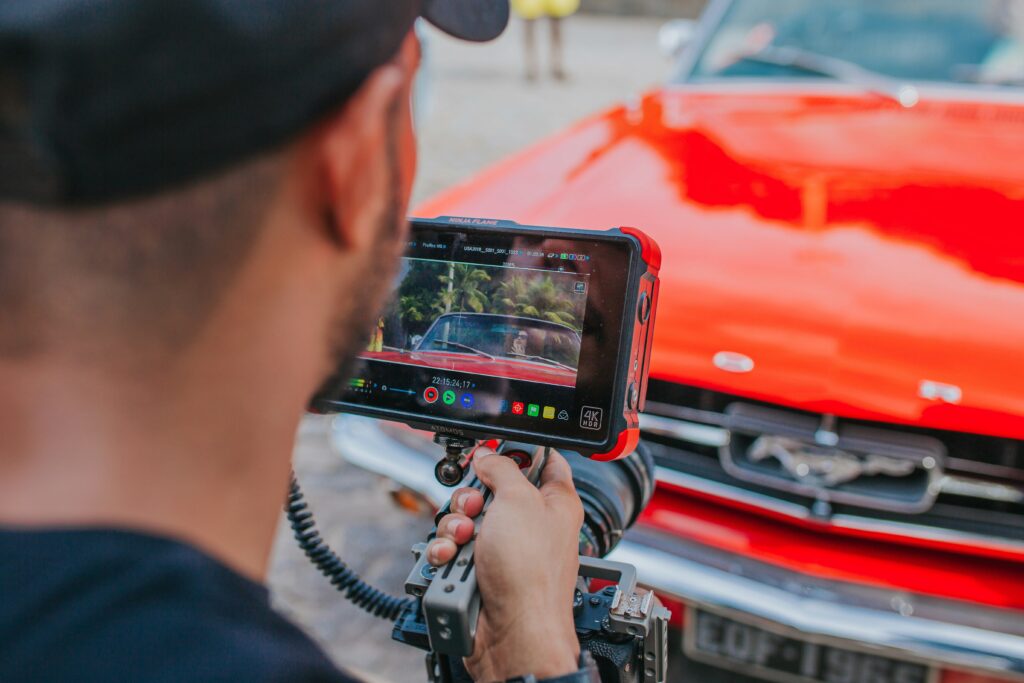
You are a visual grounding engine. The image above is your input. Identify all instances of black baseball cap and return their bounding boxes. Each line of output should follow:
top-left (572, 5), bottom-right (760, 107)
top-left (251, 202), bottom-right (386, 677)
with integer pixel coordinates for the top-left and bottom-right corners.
top-left (0, 0), bottom-right (509, 206)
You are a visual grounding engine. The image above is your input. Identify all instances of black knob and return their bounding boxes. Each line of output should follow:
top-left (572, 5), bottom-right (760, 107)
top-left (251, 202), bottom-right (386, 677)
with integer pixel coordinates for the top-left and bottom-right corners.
top-left (637, 291), bottom-right (651, 324)
top-left (435, 459), bottom-right (465, 487)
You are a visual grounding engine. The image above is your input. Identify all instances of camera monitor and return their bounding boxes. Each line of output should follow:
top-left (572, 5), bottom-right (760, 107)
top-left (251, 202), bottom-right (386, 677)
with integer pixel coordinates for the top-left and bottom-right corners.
top-left (310, 217), bottom-right (660, 460)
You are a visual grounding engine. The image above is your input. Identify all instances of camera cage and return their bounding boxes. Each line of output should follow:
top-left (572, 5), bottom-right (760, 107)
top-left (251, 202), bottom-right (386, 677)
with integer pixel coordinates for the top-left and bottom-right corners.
top-left (288, 433), bottom-right (671, 683)
top-left (394, 439), bottom-right (670, 683)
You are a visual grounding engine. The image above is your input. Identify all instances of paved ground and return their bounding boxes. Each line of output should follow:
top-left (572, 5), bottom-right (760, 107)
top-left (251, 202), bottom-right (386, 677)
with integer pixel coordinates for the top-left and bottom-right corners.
top-left (267, 14), bottom-right (670, 682)
top-left (411, 14), bottom-right (671, 206)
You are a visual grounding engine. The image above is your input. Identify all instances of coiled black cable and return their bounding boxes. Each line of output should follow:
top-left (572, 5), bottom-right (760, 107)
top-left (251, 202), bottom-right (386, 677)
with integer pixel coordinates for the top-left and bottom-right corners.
top-left (286, 473), bottom-right (414, 621)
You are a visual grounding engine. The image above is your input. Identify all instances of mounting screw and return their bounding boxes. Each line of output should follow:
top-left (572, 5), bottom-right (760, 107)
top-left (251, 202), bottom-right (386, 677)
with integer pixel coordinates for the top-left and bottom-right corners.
top-left (435, 458), bottom-right (465, 487)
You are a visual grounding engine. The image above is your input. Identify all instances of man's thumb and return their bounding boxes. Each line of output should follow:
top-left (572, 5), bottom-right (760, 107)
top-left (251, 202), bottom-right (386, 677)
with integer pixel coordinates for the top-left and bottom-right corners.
top-left (472, 447), bottom-right (533, 495)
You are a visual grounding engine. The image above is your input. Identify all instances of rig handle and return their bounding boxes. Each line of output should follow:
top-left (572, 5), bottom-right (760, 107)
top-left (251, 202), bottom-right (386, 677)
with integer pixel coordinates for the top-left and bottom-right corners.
top-left (422, 444), bottom-right (549, 656)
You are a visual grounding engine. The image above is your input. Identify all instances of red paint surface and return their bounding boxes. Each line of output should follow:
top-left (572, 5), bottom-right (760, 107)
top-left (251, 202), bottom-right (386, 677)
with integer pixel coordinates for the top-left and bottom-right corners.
top-left (639, 486), bottom-right (1024, 610)
top-left (415, 85), bottom-right (1024, 602)
top-left (417, 87), bottom-right (1024, 440)
top-left (658, 475), bottom-right (1024, 564)
top-left (361, 350), bottom-right (577, 387)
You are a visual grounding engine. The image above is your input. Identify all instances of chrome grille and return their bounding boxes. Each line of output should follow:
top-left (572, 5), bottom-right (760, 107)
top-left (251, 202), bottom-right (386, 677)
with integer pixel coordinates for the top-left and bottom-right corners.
top-left (643, 380), bottom-right (1024, 549)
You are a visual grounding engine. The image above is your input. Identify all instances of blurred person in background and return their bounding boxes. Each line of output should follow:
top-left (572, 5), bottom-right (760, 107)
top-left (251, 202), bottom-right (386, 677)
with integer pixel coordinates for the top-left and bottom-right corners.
top-left (0, 1), bottom-right (596, 682)
top-left (512, 0), bottom-right (581, 80)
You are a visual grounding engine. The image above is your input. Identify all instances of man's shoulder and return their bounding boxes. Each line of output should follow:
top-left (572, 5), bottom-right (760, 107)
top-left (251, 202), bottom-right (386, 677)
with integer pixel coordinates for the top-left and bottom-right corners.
top-left (0, 528), bottom-right (358, 683)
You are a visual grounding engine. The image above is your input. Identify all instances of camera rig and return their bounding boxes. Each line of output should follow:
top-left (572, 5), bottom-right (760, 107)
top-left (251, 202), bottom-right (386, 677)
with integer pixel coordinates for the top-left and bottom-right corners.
top-left (394, 545), bottom-right (670, 683)
top-left (296, 219), bottom-right (666, 681)
top-left (289, 436), bottom-right (670, 683)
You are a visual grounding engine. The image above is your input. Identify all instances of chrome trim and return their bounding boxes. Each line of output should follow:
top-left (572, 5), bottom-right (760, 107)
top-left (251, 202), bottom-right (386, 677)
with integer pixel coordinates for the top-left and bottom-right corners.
top-left (641, 412), bottom-right (1024, 507)
top-left (941, 475), bottom-right (1024, 505)
top-left (654, 467), bottom-right (815, 520)
top-left (671, 0), bottom-right (732, 82)
top-left (639, 413), bottom-right (730, 448)
top-left (644, 400), bottom-right (730, 427)
top-left (947, 456), bottom-right (1024, 484)
top-left (655, 464), bottom-right (1024, 557)
top-left (331, 416), bottom-right (1024, 679)
top-left (609, 531), bottom-right (1024, 680)
top-left (331, 415), bottom-right (452, 508)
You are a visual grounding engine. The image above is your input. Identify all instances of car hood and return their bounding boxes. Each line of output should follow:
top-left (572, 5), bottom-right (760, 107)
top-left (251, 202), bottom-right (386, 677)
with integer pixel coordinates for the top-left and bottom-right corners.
top-left (416, 87), bottom-right (1024, 438)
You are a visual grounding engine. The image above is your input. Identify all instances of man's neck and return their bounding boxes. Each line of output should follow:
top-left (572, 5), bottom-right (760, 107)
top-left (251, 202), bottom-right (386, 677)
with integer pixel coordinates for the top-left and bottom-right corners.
top-left (0, 352), bottom-right (306, 582)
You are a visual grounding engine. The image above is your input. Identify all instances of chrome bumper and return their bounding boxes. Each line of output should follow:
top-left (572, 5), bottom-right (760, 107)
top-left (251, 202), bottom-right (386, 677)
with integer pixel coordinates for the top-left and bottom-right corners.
top-left (329, 416), bottom-right (1024, 681)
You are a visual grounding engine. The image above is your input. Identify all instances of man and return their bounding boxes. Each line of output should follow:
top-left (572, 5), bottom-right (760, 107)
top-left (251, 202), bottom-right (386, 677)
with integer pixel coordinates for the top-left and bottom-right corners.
top-left (511, 0), bottom-right (580, 80)
top-left (0, 1), bottom-right (594, 681)
top-left (512, 330), bottom-right (530, 357)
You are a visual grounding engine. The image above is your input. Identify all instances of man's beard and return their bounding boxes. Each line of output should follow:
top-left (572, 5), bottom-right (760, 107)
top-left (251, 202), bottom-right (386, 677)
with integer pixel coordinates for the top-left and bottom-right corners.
top-left (317, 99), bottom-right (408, 397)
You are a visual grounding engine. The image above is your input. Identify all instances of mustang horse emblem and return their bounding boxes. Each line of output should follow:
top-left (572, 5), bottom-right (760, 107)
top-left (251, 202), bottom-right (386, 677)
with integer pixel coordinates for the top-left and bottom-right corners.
top-left (747, 436), bottom-right (917, 488)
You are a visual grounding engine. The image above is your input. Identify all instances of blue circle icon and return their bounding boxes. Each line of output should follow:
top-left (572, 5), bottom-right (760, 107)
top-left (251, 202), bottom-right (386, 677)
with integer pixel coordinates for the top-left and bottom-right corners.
top-left (460, 393), bottom-right (475, 409)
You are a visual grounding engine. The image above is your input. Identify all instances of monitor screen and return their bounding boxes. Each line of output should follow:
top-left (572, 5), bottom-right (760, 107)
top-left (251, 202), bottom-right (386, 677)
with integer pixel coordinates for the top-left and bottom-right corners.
top-left (323, 224), bottom-right (635, 446)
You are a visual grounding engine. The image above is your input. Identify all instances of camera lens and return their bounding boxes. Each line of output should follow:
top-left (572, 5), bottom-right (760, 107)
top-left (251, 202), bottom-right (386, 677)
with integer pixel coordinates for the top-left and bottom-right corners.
top-left (567, 443), bottom-right (656, 558)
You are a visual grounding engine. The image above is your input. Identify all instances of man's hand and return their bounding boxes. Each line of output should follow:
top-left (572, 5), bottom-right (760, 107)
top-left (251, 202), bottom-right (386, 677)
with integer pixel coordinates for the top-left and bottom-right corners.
top-left (426, 447), bottom-right (584, 681)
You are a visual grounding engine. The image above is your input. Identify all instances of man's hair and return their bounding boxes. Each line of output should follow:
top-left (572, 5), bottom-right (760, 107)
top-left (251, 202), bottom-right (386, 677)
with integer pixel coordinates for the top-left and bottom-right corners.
top-left (0, 150), bottom-right (286, 362)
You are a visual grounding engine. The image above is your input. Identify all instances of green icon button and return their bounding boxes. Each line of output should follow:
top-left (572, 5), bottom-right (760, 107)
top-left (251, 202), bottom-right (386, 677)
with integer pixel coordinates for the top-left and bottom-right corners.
top-left (442, 390), bottom-right (457, 405)
top-left (527, 404), bottom-right (540, 417)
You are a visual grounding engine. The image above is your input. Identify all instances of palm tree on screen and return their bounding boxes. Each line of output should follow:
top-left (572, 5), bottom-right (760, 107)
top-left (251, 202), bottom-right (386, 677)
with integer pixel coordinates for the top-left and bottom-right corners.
top-left (496, 274), bottom-right (579, 330)
top-left (438, 263), bottom-right (491, 314)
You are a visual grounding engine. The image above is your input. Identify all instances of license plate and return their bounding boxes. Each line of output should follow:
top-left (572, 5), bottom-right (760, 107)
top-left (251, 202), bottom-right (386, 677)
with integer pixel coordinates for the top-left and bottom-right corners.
top-left (684, 607), bottom-right (936, 683)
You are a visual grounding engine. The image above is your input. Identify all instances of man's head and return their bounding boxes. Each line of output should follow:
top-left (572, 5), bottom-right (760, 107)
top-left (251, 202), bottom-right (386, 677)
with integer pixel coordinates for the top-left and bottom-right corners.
top-left (0, 1), bottom-right (507, 577)
top-left (0, 0), bottom-right (506, 387)
top-left (0, 36), bottom-right (415, 383)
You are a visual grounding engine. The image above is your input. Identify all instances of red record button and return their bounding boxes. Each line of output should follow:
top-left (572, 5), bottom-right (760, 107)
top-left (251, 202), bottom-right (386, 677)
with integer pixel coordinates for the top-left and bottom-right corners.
top-left (423, 386), bottom-right (440, 404)
top-left (504, 450), bottom-right (532, 470)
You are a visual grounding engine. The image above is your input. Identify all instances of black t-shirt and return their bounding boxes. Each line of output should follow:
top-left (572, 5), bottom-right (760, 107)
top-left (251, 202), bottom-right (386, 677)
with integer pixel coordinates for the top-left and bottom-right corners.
top-left (0, 528), bottom-right (359, 682)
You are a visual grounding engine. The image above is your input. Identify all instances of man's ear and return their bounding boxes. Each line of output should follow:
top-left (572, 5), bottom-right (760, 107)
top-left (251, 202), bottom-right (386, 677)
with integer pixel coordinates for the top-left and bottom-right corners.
top-left (317, 61), bottom-right (407, 250)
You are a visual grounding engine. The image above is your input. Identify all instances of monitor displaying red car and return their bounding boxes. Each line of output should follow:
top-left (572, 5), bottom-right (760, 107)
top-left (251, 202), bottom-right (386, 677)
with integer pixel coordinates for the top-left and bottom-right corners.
top-left (310, 217), bottom-right (659, 459)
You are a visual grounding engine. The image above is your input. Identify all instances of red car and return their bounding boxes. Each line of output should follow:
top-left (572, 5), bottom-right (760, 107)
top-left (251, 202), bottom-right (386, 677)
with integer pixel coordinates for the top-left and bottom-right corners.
top-left (335, 2), bottom-right (1024, 682)
top-left (362, 312), bottom-right (580, 387)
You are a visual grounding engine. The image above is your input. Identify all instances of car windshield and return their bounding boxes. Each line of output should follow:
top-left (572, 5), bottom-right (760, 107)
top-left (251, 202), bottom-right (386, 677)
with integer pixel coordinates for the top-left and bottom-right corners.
top-left (418, 315), bottom-right (581, 370)
top-left (688, 0), bottom-right (1024, 88)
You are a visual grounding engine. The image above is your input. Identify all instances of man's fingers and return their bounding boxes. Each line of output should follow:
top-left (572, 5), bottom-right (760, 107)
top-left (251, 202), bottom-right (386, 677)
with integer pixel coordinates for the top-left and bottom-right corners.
top-left (436, 512), bottom-right (475, 545)
top-left (426, 538), bottom-right (457, 566)
top-left (450, 487), bottom-right (484, 517)
top-left (472, 447), bottom-right (533, 496)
